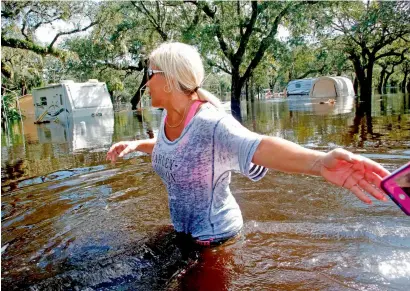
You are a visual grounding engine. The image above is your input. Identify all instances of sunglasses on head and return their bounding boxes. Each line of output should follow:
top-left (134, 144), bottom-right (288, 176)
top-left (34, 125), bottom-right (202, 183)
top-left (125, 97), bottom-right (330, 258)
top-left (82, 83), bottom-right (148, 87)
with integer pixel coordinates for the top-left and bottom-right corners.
top-left (147, 68), bottom-right (164, 80)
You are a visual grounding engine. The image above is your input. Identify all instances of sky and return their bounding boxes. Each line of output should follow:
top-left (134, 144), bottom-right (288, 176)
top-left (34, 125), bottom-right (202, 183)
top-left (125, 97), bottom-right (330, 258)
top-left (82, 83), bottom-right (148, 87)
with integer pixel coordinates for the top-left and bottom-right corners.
top-left (36, 21), bottom-right (290, 46)
top-left (35, 20), bottom-right (91, 46)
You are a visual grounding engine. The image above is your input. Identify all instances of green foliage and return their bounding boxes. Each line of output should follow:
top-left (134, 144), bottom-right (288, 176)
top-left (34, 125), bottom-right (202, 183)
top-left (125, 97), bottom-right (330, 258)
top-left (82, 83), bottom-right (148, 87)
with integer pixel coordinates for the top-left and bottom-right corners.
top-left (1, 47), bottom-right (44, 94)
top-left (62, 35), bottom-right (140, 102)
top-left (314, 1), bottom-right (410, 98)
top-left (1, 93), bottom-right (22, 123)
top-left (1, 0), bottom-right (409, 107)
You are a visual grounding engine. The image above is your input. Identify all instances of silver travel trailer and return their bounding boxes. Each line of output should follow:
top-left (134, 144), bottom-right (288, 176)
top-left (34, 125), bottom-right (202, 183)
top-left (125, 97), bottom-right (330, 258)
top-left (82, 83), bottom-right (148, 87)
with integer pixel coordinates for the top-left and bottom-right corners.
top-left (32, 80), bottom-right (113, 123)
top-left (286, 78), bottom-right (316, 95)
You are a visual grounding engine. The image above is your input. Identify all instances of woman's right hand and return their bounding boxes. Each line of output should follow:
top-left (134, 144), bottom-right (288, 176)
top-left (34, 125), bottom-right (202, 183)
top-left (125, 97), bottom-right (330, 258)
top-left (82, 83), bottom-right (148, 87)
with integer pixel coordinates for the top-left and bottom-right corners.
top-left (106, 141), bottom-right (140, 162)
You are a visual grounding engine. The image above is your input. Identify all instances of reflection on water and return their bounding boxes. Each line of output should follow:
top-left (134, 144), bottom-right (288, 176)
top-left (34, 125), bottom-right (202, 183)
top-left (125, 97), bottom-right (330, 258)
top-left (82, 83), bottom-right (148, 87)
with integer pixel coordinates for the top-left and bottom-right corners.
top-left (287, 94), bottom-right (354, 115)
top-left (1, 93), bottom-right (410, 290)
top-left (35, 115), bottom-right (115, 152)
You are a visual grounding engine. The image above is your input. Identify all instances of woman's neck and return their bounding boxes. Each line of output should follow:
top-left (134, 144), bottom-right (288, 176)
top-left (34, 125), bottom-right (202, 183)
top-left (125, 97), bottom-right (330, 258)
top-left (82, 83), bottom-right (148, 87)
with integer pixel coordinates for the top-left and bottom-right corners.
top-left (165, 93), bottom-right (196, 124)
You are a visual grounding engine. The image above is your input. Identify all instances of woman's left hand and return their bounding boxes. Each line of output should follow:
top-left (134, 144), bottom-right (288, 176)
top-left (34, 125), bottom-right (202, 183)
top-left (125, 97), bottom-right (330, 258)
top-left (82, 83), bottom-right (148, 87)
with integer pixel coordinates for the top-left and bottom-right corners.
top-left (320, 148), bottom-right (390, 204)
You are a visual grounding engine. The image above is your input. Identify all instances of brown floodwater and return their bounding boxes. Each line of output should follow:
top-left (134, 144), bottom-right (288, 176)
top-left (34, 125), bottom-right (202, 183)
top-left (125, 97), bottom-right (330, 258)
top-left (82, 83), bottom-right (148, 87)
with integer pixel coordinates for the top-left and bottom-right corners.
top-left (1, 92), bottom-right (410, 290)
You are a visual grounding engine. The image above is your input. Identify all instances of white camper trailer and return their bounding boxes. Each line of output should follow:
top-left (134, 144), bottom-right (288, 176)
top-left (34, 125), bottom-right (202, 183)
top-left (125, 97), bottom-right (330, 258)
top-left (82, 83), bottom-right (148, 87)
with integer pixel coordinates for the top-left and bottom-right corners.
top-left (309, 76), bottom-right (355, 98)
top-left (32, 80), bottom-right (113, 123)
top-left (286, 78), bottom-right (316, 95)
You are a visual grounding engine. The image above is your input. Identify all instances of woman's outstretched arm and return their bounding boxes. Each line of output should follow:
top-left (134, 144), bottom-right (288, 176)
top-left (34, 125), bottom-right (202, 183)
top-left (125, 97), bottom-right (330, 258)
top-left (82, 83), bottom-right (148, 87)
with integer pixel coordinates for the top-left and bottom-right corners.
top-left (252, 136), bottom-right (390, 204)
top-left (106, 138), bottom-right (157, 162)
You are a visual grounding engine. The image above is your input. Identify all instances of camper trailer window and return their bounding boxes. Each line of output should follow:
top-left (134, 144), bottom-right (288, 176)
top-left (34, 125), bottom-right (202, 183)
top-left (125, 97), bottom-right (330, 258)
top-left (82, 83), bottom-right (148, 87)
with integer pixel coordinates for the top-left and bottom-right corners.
top-left (295, 83), bottom-right (301, 88)
top-left (60, 95), bottom-right (63, 105)
top-left (40, 97), bottom-right (47, 106)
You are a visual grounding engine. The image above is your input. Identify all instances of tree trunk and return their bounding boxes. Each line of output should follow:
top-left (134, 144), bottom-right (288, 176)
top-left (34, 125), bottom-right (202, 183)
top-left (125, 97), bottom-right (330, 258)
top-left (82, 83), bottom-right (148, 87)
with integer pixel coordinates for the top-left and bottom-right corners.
top-left (407, 76), bottom-right (410, 93)
top-left (353, 76), bottom-right (359, 95)
top-left (351, 57), bottom-right (366, 99)
top-left (130, 66), bottom-right (148, 110)
top-left (250, 76), bottom-right (255, 104)
top-left (401, 71), bottom-right (409, 93)
top-left (358, 61), bottom-right (374, 102)
top-left (269, 81), bottom-right (274, 92)
top-left (384, 71), bottom-right (394, 94)
top-left (377, 69), bottom-right (386, 93)
top-left (231, 69), bottom-right (243, 122)
top-left (257, 85), bottom-right (261, 100)
top-left (108, 89), bottom-right (114, 103)
top-left (359, 79), bottom-right (372, 100)
top-left (245, 80), bottom-right (249, 102)
top-left (349, 54), bottom-right (374, 101)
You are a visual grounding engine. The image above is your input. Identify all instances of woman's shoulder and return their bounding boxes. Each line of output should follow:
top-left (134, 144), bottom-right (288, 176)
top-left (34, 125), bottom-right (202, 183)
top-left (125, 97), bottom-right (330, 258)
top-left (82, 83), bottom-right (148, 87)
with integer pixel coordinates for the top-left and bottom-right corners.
top-left (196, 102), bottom-right (230, 124)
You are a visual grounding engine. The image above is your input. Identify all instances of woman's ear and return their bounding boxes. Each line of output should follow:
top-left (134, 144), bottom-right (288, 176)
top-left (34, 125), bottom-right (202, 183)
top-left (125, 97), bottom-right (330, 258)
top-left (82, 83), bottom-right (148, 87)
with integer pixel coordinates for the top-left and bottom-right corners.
top-left (164, 84), bottom-right (172, 93)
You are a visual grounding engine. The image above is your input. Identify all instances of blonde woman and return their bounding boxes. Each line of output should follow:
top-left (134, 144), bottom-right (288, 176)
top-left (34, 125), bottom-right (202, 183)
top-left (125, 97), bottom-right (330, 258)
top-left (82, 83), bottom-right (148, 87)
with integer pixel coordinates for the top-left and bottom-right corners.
top-left (106, 42), bottom-right (389, 247)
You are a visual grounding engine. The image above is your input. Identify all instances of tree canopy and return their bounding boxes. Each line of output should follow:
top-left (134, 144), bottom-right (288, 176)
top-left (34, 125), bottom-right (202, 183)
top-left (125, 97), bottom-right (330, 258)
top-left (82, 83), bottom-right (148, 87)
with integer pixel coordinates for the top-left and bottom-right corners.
top-left (1, 0), bottom-right (409, 122)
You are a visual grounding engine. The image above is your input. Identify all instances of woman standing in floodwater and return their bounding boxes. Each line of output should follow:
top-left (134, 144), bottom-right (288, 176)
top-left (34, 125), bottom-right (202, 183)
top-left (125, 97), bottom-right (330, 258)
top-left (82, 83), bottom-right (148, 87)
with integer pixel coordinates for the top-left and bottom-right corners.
top-left (106, 42), bottom-right (390, 248)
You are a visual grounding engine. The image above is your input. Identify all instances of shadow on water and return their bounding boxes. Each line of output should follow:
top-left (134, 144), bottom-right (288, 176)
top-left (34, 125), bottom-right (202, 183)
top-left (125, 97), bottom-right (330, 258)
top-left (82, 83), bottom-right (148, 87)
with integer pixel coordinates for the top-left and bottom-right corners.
top-left (2, 163), bottom-right (188, 290)
top-left (349, 101), bottom-right (380, 147)
top-left (2, 162), bottom-right (237, 290)
top-left (24, 226), bottom-right (194, 290)
top-left (348, 93), bottom-right (410, 149)
top-left (1, 159), bottom-right (26, 192)
top-left (2, 93), bottom-right (410, 290)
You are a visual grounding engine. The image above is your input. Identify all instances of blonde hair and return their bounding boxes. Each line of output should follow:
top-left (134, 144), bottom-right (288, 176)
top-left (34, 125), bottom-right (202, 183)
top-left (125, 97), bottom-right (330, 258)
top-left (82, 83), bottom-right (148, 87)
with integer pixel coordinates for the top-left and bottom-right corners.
top-left (149, 42), bottom-right (222, 108)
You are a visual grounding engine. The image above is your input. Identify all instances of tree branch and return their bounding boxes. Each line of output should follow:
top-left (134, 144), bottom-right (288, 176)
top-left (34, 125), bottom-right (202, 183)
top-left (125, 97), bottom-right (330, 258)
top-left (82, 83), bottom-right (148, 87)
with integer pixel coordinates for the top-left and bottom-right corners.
top-left (206, 58), bottom-right (232, 74)
top-left (241, 2), bottom-right (298, 83)
top-left (372, 31), bottom-right (409, 55)
top-left (131, 1), bottom-right (168, 41)
top-left (33, 14), bottom-right (64, 31)
top-left (48, 21), bottom-right (98, 50)
top-left (156, 1), bottom-right (161, 26)
top-left (332, 16), bottom-right (363, 48)
top-left (375, 48), bottom-right (408, 61)
top-left (21, 9), bottom-right (33, 40)
top-left (237, 1), bottom-right (243, 36)
top-left (189, 1), bottom-right (234, 61)
top-left (1, 36), bottom-right (65, 58)
top-left (400, 35), bottom-right (410, 42)
top-left (235, 1), bottom-right (259, 61)
top-left (296, 64), bottom-right (326, 79)
top-left (103, 61), bottom-right (144, 72)
top-left (188, 5), bottom-right (201, 30)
